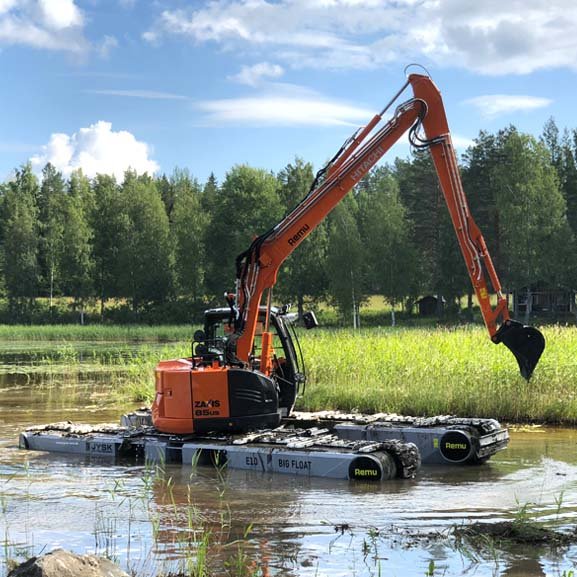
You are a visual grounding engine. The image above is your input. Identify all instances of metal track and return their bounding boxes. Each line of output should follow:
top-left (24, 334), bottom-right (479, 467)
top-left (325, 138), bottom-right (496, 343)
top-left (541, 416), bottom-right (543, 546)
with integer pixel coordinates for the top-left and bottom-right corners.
top-left (228, 426), bottom-right (421, 479)
top-left (119, 408), bottom-right (508, 465)
top-left (286, 411), bottom-right (503, 435)
top-left (285, 411), bottom-right (509, 465)
top-left (19, 421), bottom-right (421, 481)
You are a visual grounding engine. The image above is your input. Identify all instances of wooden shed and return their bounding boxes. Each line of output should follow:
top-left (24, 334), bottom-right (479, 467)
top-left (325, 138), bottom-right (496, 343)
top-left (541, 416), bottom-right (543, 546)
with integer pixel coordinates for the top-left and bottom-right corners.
top-left (415, 295), bottom-right (445, 316)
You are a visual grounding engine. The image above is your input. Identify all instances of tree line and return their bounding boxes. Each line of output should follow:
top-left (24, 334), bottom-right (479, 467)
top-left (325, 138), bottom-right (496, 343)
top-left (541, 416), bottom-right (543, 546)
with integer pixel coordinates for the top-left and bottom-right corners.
top-left (0, 119), bottom-right (575, 325)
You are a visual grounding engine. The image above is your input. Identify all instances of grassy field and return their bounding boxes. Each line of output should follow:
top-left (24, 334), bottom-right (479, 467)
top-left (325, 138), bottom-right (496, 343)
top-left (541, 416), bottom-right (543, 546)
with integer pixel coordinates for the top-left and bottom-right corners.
top-left (2, 323), bottom-right (576, 424)
top-left (299, 324), bottom-right (577, 423)
top-left (0, 324), bottom-right (196, 342)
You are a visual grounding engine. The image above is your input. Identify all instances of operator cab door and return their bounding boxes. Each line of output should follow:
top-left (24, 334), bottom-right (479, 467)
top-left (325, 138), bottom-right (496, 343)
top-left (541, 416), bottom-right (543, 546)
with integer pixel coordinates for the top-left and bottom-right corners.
top-left (203, 308), bottom-right (301, 415)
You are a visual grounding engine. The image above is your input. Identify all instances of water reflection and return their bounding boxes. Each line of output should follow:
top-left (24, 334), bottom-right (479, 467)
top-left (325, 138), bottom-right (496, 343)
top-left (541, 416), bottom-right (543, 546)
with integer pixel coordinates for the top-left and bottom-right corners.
top-left (1, 342), bottom-right (577, 576)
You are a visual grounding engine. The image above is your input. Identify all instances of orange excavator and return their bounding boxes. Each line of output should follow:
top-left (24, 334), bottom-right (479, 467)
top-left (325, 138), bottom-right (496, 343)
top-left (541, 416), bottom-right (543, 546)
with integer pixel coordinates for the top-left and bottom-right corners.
top-left (152, 70), bottom-right (545, 437)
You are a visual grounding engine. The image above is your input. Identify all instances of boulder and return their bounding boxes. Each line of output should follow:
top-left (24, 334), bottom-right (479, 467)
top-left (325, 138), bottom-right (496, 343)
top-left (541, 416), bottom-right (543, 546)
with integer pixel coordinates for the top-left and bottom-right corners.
top-left (8, 549), bottom-right (129, 577)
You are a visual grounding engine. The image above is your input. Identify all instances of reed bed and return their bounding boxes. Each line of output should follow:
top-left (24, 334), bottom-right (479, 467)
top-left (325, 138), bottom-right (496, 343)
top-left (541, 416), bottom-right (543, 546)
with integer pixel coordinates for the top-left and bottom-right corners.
top-left (3, 323), bottom-right (576, 423)
top-left (299, 325), bottom-right (577, 423)
top-left (0, 324), bottom-right (195, 342)
top-left (112, 323), bottom-right (577, 423)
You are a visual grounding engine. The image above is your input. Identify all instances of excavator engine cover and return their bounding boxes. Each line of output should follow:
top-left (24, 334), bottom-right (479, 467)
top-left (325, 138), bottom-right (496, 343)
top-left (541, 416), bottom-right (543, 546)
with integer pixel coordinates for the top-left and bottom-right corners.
top-left (493, 320), bottom-right (545, 380)
top-left (152, 359), bottom-right (281, 434)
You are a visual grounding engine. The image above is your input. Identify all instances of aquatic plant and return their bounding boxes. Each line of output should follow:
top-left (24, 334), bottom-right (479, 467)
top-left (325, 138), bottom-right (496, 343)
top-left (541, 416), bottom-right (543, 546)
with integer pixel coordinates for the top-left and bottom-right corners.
top-left (5, 323), bottom-right (577, 422)
top-left (298, 324), bottom-right (577, 423)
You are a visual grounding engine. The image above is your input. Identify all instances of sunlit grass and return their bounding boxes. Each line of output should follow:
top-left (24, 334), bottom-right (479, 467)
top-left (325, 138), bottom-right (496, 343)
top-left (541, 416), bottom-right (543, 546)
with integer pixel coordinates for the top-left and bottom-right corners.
top-left (0, 324), bottom-right (196, 342)
top-left (100, 324), bottom-right (577, 423)
top-left (298, 324), bottom-right (577, 423)
top-left (2, 324), bottom-right (576, 423)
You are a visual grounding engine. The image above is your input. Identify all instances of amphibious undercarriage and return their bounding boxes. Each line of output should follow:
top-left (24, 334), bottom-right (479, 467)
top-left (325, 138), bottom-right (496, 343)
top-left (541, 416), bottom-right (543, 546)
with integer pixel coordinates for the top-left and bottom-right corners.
top-left (19, 409), bottom-right (508, 482)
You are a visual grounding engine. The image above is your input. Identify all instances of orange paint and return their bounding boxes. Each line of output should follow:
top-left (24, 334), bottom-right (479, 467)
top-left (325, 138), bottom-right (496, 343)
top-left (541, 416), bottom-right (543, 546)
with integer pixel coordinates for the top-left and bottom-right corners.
top-left (153, 360), bottom-right (231, 433)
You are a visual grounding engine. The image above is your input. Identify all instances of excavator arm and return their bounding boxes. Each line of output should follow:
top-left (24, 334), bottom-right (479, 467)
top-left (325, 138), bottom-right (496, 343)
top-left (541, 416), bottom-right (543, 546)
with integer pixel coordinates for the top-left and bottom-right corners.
top-left (410, 76), bottom-right (545, 379)
top-left (231, 72), bottom-right (545, 380)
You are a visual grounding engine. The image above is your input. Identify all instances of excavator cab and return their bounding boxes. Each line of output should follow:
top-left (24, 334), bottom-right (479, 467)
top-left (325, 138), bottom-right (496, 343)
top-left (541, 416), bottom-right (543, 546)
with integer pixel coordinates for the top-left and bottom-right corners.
top-left (203, 306), bottom-right (307, 416)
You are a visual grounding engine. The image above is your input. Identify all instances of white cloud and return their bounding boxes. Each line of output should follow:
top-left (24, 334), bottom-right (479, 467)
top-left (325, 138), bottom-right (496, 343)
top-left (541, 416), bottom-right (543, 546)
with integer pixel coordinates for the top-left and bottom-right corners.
top-left (0, 0), bottom-right (87, 52)
top-left (0, 0), bottom-right (17, 16)
top-left (98, 35), bottom-right (118, 58)
top-left (465, 95), bottom-right (552, 118)
top-left (229, 62), bottom-right (284, 86)
top-left (141, 30), bottom-right (159, 45)
top-left (31, 121), bottom-right (159, 181)
top-left (144, 0), bottom-right (577, 75)
top-left (38, 0), bottom-right (82, 30)
top-left (196, 84), bottom-right (372, 126)
top-left (86, 89), bottom-right (188, 100)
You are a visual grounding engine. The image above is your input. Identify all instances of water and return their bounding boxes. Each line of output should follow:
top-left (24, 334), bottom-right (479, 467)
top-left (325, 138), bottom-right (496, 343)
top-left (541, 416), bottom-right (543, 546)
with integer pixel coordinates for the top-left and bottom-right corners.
top-left (1, 341), bottom-right (576, 576)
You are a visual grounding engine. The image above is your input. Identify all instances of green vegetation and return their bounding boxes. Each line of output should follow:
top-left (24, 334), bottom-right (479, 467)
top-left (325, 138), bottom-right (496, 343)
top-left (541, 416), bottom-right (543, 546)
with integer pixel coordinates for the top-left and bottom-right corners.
top-left (454, 500), bottom-right (577, 547)
top-left (298, 324), bottom-right (577, 423)
top-left (4, 323), bottom-right (576, 423)
top-left (2, 119), bottom-right (577, 326)
top-left (0, 323), bottom-right (196, 342)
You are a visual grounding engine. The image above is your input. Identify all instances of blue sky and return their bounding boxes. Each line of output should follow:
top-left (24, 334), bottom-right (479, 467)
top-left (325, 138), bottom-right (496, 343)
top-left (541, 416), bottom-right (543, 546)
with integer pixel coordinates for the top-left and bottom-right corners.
top-left (1, 0), bottom-right (575, 183)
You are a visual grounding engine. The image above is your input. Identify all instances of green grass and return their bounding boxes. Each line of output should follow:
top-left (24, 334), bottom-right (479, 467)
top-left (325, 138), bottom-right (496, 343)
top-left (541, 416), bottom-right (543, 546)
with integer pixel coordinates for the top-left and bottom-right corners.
top-left (0, 324), bottom-right (197, 342)
top-left (3, 323), bottom-right (577, 423)
top-left (115, 323), bottom-right (577, 424)
top-left (297, 324), bottom-right (577, 423)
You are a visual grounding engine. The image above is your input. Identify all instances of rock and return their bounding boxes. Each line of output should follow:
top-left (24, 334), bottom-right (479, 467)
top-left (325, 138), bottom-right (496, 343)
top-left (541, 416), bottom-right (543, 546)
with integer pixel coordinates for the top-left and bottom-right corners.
top-left (7, 549), bottom-right (129, 577)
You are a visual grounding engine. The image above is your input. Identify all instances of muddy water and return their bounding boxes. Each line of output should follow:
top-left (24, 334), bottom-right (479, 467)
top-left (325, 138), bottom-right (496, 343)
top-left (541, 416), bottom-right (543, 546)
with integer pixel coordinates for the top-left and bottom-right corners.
top-left (1, 342), bottom-right (577, 577)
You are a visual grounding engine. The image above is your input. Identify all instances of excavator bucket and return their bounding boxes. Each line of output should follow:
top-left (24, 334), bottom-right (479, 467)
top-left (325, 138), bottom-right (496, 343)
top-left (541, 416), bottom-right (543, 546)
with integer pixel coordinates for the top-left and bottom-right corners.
top-left (493, 320), bottom-right (545, 381)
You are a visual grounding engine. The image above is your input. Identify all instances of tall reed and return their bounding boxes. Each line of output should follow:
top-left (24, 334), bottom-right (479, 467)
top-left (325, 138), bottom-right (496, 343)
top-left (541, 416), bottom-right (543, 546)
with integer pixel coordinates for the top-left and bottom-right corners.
top-left (298, 324), bottom-right (577, 423)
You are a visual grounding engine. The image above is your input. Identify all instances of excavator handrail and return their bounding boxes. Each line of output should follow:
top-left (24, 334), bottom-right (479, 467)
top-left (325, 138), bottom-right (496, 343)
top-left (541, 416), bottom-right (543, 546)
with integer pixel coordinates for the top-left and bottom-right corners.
top-left (404, 62), bottom-right (432, 78)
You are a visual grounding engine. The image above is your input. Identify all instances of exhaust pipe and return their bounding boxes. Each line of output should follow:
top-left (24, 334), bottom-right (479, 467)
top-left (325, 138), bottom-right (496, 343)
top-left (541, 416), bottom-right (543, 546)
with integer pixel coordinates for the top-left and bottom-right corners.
top-left (493, 320), bottom-right (545, 381)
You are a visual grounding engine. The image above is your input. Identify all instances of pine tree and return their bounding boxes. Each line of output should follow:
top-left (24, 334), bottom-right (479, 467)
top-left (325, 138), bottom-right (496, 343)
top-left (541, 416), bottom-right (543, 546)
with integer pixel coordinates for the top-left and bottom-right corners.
top-left (357, 167), bottom-right (418, 312)
top-left (202, 172), bottom-right (219, 215)
top-left (38, 163), bottom-right (66, 309)
top-left (493, 130), bottom-right (572, 290)
top-left (394, 152), bottom-right (452, 300)
top-left (116, 171), bottom-right (174, 315)
top-left (156, 174), bottom-right (175, 221)
top-left (171, 169), bottom-right (208, 303)
top-left (559, 131), bottom-right (577, 241)
top-left (205, 165), bottom-right (284, 299)
top-left (60, 170), bottom-right (94, 322)
top-left (325, 195), bottom-right (365, 325)
top-left (541, 117), bottom-right (561, 169)
top-left (91, 173), bottom-right (124, 317)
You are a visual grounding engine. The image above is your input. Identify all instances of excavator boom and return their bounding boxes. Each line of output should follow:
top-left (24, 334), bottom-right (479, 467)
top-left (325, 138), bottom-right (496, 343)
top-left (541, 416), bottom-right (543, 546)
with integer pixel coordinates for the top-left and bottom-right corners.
top-left (233, 72), bottom-right (545, 380)
top-left (149, 69), bottom-right (545, 439)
